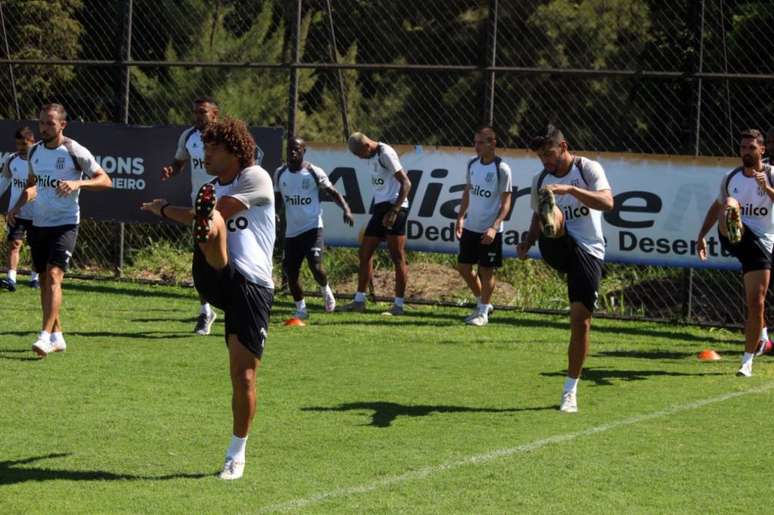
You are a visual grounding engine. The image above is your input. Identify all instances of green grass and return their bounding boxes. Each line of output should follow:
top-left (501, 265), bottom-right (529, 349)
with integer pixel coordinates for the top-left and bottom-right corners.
top-left (1, 278), bottom-right (772, 513)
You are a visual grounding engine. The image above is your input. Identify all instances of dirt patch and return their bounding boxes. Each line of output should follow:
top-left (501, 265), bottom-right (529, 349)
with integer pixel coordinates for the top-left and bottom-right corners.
top-left (335, 261), bottom-right (518, 304)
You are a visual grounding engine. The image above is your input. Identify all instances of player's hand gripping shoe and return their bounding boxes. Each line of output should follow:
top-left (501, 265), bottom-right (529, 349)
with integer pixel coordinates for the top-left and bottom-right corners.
top-left (538, 187), bottom-right (559, 237)
top-left (725, 205), bottom-right (742, 245)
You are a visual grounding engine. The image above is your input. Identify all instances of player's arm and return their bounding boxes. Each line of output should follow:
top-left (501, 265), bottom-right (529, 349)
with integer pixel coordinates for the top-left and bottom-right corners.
top-left (57, 168), bottom-right (112, 196)
top-left (0, 168), bottom-right (9, 199)
top-left (481, 190), bottom-right (512, 244)
top-left (140, 199), bottom-right (193, 224)
top-left (322, 184), bottom-right (354, 226)
top-left (545, 184), bottom-right (613, 211)
top-left (7, 168), bottom-right (37, 227)
top-left (516, 212), bottom-right (541, 259)
top-left (162, 158), bottom-right (187, 181)
top-left (696, 200), bottom-right (723, 261)
top-left (383, 169), bottom-right (411, 228)
top-left (455, 184), bottom-right (470, 239)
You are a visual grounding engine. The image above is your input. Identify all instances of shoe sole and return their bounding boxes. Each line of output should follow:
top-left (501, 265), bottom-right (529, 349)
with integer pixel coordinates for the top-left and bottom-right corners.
top-left (736, 370), bottom-right (752, 377)
top-left (194, 184), bottom-right (217, 243)
top-left (31, 345), bottom-right (48, 358)
top-left (538, 188), bottom-right (558, 237)
top-left (725, 206), bottom-right (742, 244)
top-left (560, 406), bottom-right (578, 413)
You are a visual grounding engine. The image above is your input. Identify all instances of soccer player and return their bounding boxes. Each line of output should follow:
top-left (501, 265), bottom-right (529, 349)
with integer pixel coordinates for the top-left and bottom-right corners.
top-left (274, 137), bottom-right (354, 319)
top-left (517, 125), bottom-right (613, 413)
top-left (161, 97), bottom-right (220, 336)
top-left (455, 127), bottom-right (512, 326)
top-left (697, 129), bottom-right (774, 377)
top-left (142, 118), bottom-right (274, 481)
top-left (7, 104), bottom-right (112, 356)
top-left (340, 132), bottom-right (412, 315)
top-left (0, 126), bottom-right (39, 291)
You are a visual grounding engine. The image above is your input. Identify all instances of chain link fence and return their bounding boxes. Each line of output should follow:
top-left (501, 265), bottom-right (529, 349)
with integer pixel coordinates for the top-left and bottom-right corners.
top-left (1, 0), bottom-right (773, 327)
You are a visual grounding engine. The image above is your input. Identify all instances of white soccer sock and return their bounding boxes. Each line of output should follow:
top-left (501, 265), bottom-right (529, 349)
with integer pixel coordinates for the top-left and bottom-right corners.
top-left (226, 434), bottom-right (248, 462)
top-left (564, 376), bottom-right (579, 393)
top-left (760, 327), bottom-right (769, 342)
top-left (30, 271), bottom-right (39, 281)
top-left (742, 352), bottom-right (754, 366)
top-left (321, 284), bottom-right (333, 297)
top-left (354, 291), bottom-right (366, 303)
top-left (475, 296), bottom-right (482, 305)
top-left (295, 299), bottom-right (306, 311)
top-left (39, 330), bottom-right (51, 341)
top-left (200, 303), bottom-right (212, 316)
top-left (8, 269), bottom-right (16, 283)
top-left (51, 331), bottom-right (65, 343)
top-left (394, 297), bottom-right (404, 307)
top-left (477, 302), bottom-right (490, 315)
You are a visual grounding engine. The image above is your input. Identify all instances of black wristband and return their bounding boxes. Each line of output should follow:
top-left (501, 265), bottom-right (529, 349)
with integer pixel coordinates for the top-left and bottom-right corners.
top-left (160, 202), bottom-right (170, 219)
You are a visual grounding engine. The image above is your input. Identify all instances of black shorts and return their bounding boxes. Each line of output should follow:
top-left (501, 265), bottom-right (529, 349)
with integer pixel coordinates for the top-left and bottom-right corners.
top-left (539, 233), bottom-right (604, 312)
top-left (719, 225), bottom-right (772, 274)
top-left (29, 224), bottom-right (79, 273)
top-left (283, 228), bottom-right (324, 278)
top-left (6, 217), bottom-right (33, 242)
top-left (457, 228), bottom-right (503, 268)
top-left (192, 247), bottom-right (273, 358)
top-left (364, 201), bottom-right (409, 238)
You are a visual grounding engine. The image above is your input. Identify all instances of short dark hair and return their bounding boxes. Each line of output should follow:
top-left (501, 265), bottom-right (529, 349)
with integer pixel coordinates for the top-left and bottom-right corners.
top-left (741, 128), bottom-right (764, 146)
top-left (15, 126), bottom-right (34, 141)
top-left (529, 125), bottom-right (565, 151)
top-left (476, 125), bottom-right (497, 141)
top-left (40, 103), bottom-right (67, 121)
top-left (194, 96), bottom-right (218, 108)
top-left (202, 117), bottom-right (256, 169)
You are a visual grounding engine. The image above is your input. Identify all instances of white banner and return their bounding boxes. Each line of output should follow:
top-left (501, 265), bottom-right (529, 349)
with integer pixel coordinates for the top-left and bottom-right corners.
top-left (303, 144), bottom-right (741, 270)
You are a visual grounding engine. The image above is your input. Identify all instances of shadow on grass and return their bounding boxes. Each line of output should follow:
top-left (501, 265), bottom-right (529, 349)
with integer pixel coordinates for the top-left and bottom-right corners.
top-left (0, 349), bottom-right (39, 362)
top-left (0, 453), bottom-right (212, 485)
top-left (540, 366), bottom-right (725, 386)
top-left (301, 401), bottom-right (554, 428)
top-left (0, 330), bottom-right (193, 340)
top-left (64, 281), bottom-right (196, 301)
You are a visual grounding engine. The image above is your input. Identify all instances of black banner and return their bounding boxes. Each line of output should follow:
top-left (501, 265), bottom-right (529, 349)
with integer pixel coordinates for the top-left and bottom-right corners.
top-left (0, 121), bottom-right (283, 223)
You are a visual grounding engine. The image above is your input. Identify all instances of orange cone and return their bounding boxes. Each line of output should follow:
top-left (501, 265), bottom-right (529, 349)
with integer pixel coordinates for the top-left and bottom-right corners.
top-left (697, 349), bottom-right (721, 361)
top-left (283, 317), bottom-right (306, 327)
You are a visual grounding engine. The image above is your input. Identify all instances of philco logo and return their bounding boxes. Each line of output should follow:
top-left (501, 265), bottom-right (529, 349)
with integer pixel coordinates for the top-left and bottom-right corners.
top-left (563, 205), bottom-right (590, 220)
top-left (56, 157), bottom-right (66, 169)
top-left (471, 184), bottom-right (492, 198)
top-left (740, 203), bottom-right (768, 217)
top-left (285, 194), bottom-right (312, 206)
top-left (372, 176), bottom-right (385, 186)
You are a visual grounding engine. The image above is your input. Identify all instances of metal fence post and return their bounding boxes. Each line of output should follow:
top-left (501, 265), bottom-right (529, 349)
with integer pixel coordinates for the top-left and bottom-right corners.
top-left (115, 0), bottom-right (133, 278)
top-left (287, 0), bottom-right (301, 140)
top-left (481, 0), bottom-right (497, 127)
top-left (324, 0), bottom-right (350, 141)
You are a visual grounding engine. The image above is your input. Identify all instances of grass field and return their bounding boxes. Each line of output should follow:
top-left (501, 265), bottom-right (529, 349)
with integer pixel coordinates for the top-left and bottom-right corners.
top-left (1, 278), bottom-right (773, 514)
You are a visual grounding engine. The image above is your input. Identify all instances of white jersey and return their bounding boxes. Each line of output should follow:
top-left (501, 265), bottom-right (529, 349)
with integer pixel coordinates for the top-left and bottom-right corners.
top-left (717, 165), bottom-right (774, 252)
top-left (213, 165), bottom-right (275, 289)
top-left (1, 152), bottom-right (34, 220)
top-left (531, 156), bottom-right (611, 260)
top-left (273, 162), bottom-right (332, 238)
top-left (464, 156), bottom-right (512, 233)
top-left (369, 142), bottom-right (407, 207)
top-left (28, 138), bottom-right (101, 227)
top-left (174, 127), bottom-right (210, 203)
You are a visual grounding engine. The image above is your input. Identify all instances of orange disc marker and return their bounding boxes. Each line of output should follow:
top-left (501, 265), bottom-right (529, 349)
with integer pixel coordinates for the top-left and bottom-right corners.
top-left (697, 350), bottom-right (721, 361)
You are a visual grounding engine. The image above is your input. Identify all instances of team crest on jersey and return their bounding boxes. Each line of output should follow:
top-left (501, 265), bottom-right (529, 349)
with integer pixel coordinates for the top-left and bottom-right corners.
top-left (56, 157), bottom-right (66, 169)
top-left (485, 172), bottom-right (494, 183)
top-left (302, 177), bottom-right (311, 189)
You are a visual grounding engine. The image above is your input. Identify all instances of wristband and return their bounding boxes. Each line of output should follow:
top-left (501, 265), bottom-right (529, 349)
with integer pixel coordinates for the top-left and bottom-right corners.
top-left (160, 202), bottom-right (171, 219)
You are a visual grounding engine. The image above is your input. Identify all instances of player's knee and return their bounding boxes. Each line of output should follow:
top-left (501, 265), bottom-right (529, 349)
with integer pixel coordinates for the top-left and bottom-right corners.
top-left (10, 239), bottom-right (23, 251)
top-left (231, 367), bottom-right (256, 389)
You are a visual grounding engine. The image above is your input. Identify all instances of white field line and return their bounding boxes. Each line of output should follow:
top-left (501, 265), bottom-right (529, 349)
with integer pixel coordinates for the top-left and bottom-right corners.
top-left (258, 382), bottom-right (774, 513)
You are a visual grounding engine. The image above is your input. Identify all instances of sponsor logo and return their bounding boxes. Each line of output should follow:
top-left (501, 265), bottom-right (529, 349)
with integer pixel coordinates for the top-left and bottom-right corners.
top-left (471, 184), bottom-right (493, 198)
top-left (11, 177), bottom-right (26, 188)
top-left (192, 157), bottom-right (205, 170)
top-left (740, 203), bottom-right (768, 217)
top-left (36, 175), bottom-right (61, 189)
top-left (372, 176), bottom-right (385, 186)
top-left (227, 216), bottom-right (249, 232)
top-left (284, 194), bottom-right (312, 206)
top-left (563, 205), bottom-right (590, 220)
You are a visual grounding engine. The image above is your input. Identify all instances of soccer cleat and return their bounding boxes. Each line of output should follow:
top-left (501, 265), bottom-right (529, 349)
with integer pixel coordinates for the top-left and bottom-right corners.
top-left (559, 391), bottom-right (578, 413)
top-left (193, 183), bottom-right (217, 243)
top-left (755, 339), bottom-right (772, 357)
top-left (725, 205), bottom-right (742, 244)
top-left (323, 292), bottom-right (336, 313)
top-left (29, 278), bottom-right (39, 289)
top-left (338, 301), bottom-right (365, 313)
top-left (32, 336), bottom-right (54, 357)
top-left (736, 361), bottom-right (753, 377)
top-left (50, 339), bottom-right (67, 353)
top-left (0, 279), bottom-right (16, 292)
top-left (194, 311), bottom-right (217, 336)
top-left (292, 309), bottom-right (309, 320)
top-left (465, 312), bottom-right (488, 326)
top-left (464, 304), bottom-right (493, 323)
top-left (218, 457), bottom-right (245, 480)
top-left (538, 187), bottom-right (559, 237)
top-left (381, 304), bottom-right (404, 316)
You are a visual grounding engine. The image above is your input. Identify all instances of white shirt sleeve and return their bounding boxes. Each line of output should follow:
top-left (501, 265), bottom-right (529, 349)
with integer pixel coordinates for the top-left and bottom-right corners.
top-left (0, 157), bottom-right (10, 198)
top-left (583, 159), bottom-right (610, 192)
top-left (310, 164), bottom-right (333, 190)
top-left (174, 129), bottom-right (191, 162)
top-left (498, 161), bottom-right (513, 194)
top-left (69, 141), bottom-right (101, 178)
top-left (273, 166), bottom-right (283, 193)
top-left (229, 167), bottom-right (274, 209)
top-left (380, 144), bottom-right (403, 175)
top-left (717, 171), bottom-right (731, 203)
